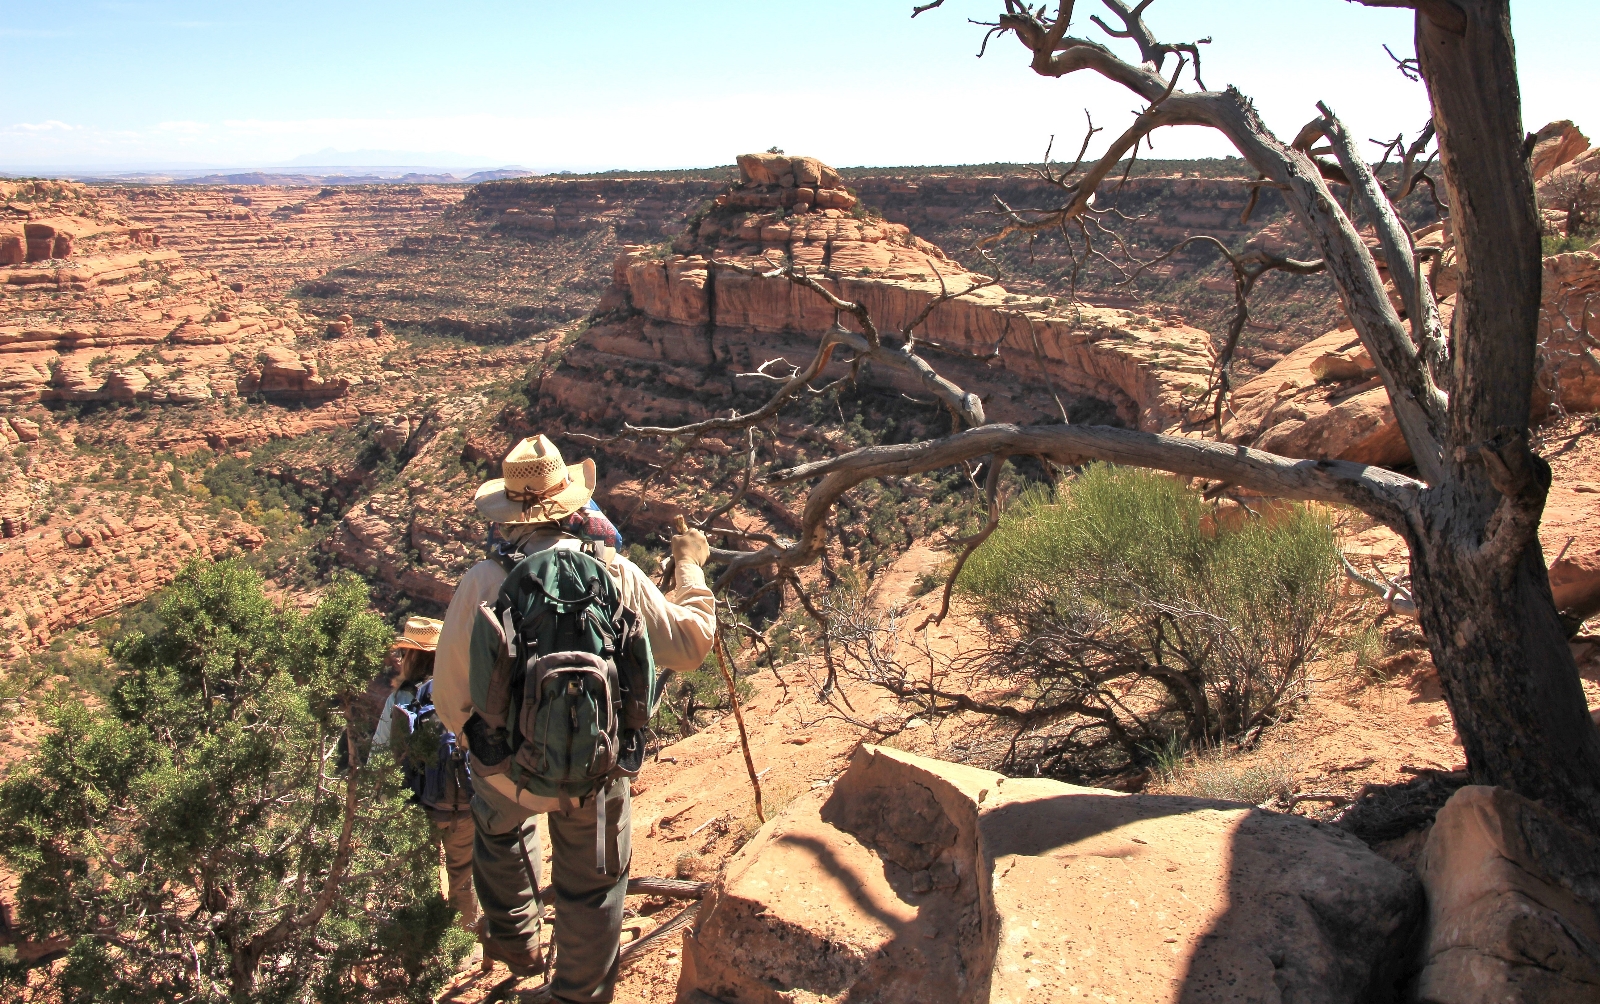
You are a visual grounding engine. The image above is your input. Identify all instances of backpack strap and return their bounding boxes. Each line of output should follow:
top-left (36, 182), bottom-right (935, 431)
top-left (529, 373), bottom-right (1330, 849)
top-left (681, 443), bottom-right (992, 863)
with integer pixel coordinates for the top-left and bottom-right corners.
top-left (581, 539), bottom-right (616, 567)
top-left (594, 784), bottom-right (608, 874)
top-left (486, 535), bottom-right (527, 572)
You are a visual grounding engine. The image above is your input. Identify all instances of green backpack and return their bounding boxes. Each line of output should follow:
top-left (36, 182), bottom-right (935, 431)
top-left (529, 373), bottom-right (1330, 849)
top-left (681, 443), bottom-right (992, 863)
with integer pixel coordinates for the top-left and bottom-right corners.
top-left (463, 541), bottom-right (655, 872)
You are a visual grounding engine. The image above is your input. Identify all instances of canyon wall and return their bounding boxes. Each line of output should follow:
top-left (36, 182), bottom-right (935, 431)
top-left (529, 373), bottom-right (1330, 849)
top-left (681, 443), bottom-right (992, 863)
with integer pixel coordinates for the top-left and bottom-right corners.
top-left (302, 163), bottom-right (1349, 375)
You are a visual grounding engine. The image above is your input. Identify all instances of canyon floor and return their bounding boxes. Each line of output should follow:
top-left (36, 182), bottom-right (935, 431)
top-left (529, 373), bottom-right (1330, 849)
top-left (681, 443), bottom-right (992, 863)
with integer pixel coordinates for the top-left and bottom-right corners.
top-left (1, 162), bottom-right (1597, 1001)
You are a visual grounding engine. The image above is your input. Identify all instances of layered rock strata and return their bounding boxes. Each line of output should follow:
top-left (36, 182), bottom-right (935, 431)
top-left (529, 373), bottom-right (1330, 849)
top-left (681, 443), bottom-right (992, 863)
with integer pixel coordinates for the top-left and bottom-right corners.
top-left (0, 183), bottom-right (447, 652)
top-left (563, 154), bottom-right (1216, 438)
top-left (0, 184), bottom-right (401, 410)
top-left (95, 184), bottom-right (465, 296)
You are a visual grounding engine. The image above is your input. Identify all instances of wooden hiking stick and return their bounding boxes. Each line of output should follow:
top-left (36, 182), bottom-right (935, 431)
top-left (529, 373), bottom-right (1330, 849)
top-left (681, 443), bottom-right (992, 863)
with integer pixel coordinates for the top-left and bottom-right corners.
top-left (674, 514), bottom-right (765, 824)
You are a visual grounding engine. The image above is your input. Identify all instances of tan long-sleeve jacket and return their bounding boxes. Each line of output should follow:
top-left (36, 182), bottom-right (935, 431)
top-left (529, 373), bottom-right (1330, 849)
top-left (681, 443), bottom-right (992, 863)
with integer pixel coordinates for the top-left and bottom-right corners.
top-left (433, 527), bottom-right (715, 809)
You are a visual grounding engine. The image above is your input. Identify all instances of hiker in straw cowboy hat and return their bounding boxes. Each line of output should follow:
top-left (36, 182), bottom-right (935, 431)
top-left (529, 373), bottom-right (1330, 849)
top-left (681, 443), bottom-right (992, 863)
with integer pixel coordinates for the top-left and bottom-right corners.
top-left (365, 616), bottom-right (444, 752)
top-left (434, 434), bottom-right (714, 1000)
top-left (474, 434), bottom-right (626, 550)
top-left (367, 616), bottom-right (481, 942)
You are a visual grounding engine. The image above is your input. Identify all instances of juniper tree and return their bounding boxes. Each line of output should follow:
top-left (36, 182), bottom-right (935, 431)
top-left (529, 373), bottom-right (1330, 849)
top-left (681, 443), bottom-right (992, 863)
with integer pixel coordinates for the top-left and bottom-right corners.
top-left (0, 559), bottom-right (472, 1003)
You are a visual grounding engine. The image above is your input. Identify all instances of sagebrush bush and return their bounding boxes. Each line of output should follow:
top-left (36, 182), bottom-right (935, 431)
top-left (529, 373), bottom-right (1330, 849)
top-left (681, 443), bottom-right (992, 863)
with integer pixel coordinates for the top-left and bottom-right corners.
top-left (957, 464), bottom-right (1338, 775)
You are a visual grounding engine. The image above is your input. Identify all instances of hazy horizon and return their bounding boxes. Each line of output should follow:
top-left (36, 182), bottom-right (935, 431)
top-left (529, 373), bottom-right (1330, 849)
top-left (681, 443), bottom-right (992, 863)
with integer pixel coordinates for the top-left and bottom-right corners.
top-left (3, 1), bottom-right (1594, 176)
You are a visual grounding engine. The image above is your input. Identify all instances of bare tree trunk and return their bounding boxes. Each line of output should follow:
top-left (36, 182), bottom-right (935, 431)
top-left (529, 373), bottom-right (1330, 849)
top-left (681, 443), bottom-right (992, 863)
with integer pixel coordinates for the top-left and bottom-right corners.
top-left (1408, 0), bottom-right (1600, 830)
top-left (1411, 541), bottom-right (1600, 824)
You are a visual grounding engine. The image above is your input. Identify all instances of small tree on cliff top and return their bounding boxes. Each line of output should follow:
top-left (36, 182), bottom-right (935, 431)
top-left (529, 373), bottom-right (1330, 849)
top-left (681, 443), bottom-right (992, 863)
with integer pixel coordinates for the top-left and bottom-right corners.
top-left (605, 0), bottom-right (1600, 835)
top-left (0, 560), bottom-right (471, 1002)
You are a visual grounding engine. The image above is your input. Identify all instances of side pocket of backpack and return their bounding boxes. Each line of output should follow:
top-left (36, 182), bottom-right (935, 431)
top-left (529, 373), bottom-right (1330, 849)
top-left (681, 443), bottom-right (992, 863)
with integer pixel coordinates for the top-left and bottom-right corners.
top-left (615, 605), bottom-right (655, 731)
top-left (465, 602), bottom-right (514, 776)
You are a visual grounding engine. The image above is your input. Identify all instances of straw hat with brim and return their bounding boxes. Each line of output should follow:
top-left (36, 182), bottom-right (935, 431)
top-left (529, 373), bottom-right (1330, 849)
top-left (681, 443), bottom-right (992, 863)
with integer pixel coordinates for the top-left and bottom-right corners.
top-left (474, 434), bottom-right (596, 525)
top-left (393, 616), bottom-right (443, 652)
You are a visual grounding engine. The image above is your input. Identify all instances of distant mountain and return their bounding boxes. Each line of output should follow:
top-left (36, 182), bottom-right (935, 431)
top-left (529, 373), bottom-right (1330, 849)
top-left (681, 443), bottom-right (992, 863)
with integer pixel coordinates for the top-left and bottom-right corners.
top-left (279, 147), bottom-right (497, 168)
top-left (462, 168), bottom-right (536, 183)
top-left (171, 171), bottom-right (476, 187)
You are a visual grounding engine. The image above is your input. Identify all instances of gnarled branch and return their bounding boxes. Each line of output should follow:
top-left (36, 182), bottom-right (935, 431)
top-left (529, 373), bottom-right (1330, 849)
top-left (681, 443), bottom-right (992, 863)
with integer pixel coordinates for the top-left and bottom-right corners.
top-left (709, 422), bottom-right (1421, 584)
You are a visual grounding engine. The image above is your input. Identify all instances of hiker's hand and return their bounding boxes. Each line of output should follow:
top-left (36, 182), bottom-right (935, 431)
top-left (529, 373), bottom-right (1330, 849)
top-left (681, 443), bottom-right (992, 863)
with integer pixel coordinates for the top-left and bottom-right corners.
top-left (670, 528), bottom-right (709, 567)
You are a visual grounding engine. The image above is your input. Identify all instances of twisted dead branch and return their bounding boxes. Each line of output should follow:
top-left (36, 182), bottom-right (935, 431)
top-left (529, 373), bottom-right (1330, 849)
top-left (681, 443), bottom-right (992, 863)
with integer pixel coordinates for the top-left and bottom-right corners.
top-left (1119, 236), bottom-right (1326, 431)
top-left (1339, 551), bottom-right (1419, 617)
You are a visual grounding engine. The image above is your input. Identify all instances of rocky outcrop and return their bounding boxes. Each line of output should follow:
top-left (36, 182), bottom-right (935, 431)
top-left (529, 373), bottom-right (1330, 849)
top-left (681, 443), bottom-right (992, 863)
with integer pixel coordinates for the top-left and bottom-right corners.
top-left (681, 745), bottom-right (1422, 1004)
top-left (611, 253), bottom-right (1209, 432)
top-left (238, 344), bottom-right (350, 400)
top-left (1530, 121), bottom-right (1591, 182)
top-left (1227, 254), bottom-right (1600, 624)
top-left (584, 154), bottom-right (1216, 435)
top-left (725, 153), bottom-right (856, 212)
top-left (1540, 252), bottom-right (1600, 415)
top-left (1222, 326), bottom-right (1408, 467)
top-left (1411, 785), bottom-right (1600, 1003)
top-left (1227, 250), bottom-right (1600, 468)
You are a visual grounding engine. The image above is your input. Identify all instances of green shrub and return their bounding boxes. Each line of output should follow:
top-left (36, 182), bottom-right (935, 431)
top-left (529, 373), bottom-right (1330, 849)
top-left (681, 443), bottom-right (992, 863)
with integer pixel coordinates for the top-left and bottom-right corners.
top-left (0, 560), bottom-right (470, 1000)
top-left (202, 455), bottom-right (310, 519)
top-left (957, 464), bottom-right (1338, 775)
top-left (1543, 233), bottom-right (1594, 255)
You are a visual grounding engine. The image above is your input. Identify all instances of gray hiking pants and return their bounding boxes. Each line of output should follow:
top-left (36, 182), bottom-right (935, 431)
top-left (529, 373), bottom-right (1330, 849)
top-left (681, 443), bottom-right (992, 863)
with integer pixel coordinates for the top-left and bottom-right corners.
top-left (471, 778), bottom-right (632, 1003)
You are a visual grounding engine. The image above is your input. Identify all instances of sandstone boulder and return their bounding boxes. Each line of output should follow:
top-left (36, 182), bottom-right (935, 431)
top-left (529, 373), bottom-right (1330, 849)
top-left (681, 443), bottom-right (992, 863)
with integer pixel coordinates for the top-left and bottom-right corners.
top-left (257, 345), bottom-right (310, 386)
top-left (246, 345), bottom-right (347, 399)
top-left (1224, 327), bottom-right (1410, 466)
top-left (103, 368), bottom-right (151, 402)
top-left (738, 153), bottom-right (790, 188)
top-left (373, 413), bottom-right (412, 453)
top-left (1530, 120), bottom-right (1591, 182)
top-left (1310, 344), bottom-right (1376, 383)
top-left (49, 357), bottom-right (104, 401)
top-left (1411, 785), bottom-right (1600, 1003)
top-left (7, 417), bottom-right (40, 443)
top-left (149, 373), bottom-right (214, 405)
top-left (1229, 251), bottom-right (1600, 469)
top-left (680, 745), bottom-right (1422, 1004)
top-left (0, 223), bottom-right (25, 266)
top-left (0, 352), bottom-right (58, 407)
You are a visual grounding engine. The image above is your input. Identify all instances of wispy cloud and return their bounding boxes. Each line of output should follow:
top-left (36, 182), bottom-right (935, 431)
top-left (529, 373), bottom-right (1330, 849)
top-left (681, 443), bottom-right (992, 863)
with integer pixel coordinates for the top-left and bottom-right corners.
top-left (0, 27), bottom-right (69, 38)
top-left (10, 120), bottom-right (76, 132)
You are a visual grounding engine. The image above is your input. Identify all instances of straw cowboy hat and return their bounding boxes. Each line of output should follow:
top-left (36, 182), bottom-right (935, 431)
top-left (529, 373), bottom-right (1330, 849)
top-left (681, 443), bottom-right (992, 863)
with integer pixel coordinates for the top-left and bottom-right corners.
top-left (474, 434), bottom-right (596, 525)
top-left (393, 616), bottom-right (444, 652)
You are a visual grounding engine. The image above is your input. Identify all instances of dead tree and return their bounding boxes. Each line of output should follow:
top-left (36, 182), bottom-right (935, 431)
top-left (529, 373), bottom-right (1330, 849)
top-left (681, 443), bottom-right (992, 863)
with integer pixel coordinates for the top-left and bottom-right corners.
top-left (609, 1), bottom-right (1600, 833)
top-left (865, 0), bottom-right (1596, 835)
top-left (1540, 166), bottom-right (1598, 240)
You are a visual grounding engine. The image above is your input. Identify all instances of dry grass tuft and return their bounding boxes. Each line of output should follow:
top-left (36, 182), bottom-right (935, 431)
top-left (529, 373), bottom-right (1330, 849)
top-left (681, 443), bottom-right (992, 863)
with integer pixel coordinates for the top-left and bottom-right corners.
top-left (1150, 745), bottom-right (1300, 806)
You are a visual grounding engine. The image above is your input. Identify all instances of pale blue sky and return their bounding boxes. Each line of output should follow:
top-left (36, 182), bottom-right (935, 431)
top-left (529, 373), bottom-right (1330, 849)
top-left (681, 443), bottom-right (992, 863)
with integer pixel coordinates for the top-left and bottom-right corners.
top-left (1, 1), bottom-right (1593, 172)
